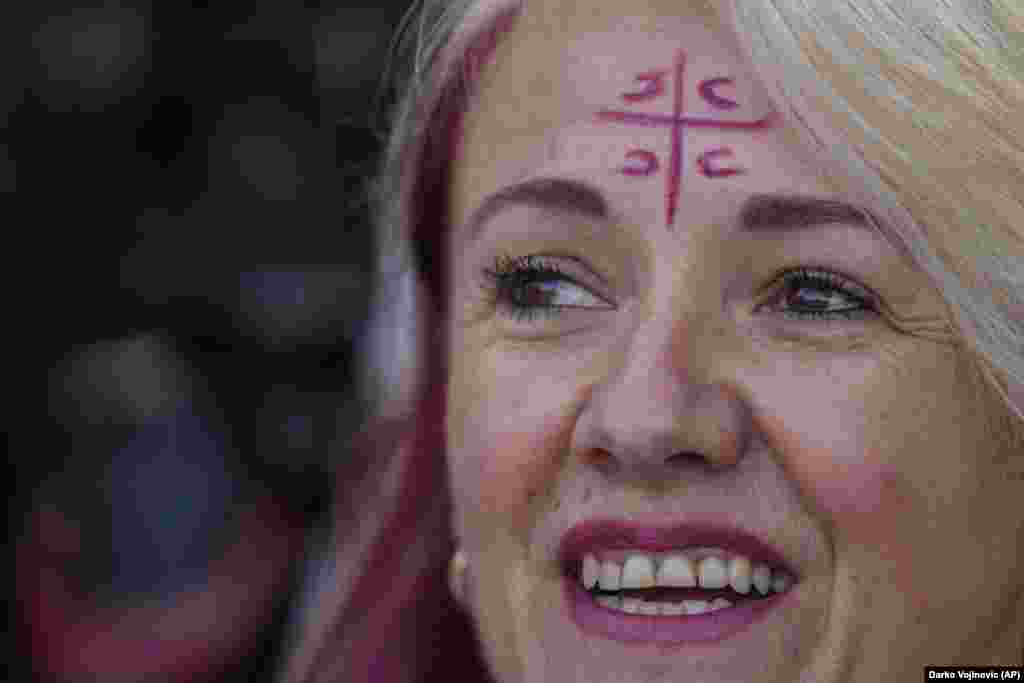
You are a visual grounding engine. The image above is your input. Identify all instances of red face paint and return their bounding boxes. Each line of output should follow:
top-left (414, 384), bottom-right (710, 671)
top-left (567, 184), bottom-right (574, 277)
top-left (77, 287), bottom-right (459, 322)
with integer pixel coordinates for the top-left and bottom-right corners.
top-left (620, 70), bottom-right (668, 103)
top-left (621, 149), bottom-right (659, 176)
top-left (697, 146), bottom-right (744, 178)
top-left (593, 50), bottom-right (773, 229)
top-left (698, 77), bottom-right (739, 110)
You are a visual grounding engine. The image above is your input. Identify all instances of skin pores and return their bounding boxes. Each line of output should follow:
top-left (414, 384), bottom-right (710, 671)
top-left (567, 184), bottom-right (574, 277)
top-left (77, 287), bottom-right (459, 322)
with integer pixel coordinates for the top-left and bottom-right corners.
top-left (442, 1), bottom-right (1024, 681)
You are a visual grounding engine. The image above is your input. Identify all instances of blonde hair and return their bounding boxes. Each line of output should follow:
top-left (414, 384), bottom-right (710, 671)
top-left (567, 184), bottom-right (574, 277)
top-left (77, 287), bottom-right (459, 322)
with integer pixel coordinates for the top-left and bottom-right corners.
top-left (283, 1), bottom-right (1024, 681)
top-left (364, 0), bottom-right (1024, 426)
top-left (729, 0), bottom-right (1024, 424)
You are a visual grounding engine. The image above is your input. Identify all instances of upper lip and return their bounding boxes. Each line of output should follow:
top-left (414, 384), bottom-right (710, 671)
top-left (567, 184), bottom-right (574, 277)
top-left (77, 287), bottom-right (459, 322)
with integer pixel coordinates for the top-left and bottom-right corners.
top-left (558, 518), bottom-right (798, 577)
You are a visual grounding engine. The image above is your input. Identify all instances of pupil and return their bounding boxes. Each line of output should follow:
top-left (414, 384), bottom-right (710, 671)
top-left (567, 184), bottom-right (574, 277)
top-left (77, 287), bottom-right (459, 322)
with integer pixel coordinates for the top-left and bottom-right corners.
top-left (517, 282), bottom-right (555, 306)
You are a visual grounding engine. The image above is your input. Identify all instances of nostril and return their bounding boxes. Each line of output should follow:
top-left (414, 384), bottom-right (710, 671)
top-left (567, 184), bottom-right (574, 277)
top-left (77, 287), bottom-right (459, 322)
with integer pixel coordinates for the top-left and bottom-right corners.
top-left (582, 447), bottom-right (615, 466)
top-left (581, 448), bottom-right (621, 476)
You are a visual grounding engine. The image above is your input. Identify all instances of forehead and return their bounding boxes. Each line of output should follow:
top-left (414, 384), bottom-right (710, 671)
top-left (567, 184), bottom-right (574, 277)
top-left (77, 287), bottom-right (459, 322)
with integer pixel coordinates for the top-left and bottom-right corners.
top-left (450, 0), bottom-right (829, 226)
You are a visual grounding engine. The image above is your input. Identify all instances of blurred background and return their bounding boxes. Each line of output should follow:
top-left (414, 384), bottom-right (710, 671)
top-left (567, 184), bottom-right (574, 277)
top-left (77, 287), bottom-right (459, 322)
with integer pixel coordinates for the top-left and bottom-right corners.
top-left (8, 2), bottom-right (416, 681)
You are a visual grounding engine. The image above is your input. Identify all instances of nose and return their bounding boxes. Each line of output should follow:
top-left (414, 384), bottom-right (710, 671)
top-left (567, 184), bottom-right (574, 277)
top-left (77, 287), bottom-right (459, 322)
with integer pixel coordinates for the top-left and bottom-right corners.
top-left (570, 334), bottom-right (753, 478)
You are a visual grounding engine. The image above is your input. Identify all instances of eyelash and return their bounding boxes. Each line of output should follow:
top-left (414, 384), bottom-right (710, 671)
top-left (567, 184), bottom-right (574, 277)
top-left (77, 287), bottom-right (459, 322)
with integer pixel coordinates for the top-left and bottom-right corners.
top-left (480, 254), bottom-right (595, 323)
top-left (760, 267), bottom-right (877, 322)
top-left (480, 254), bottom-right (878, 324)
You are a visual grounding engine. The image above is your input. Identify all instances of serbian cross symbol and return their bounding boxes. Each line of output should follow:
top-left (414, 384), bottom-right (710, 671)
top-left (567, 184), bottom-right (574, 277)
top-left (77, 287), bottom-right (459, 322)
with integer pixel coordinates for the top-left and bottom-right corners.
top-left (595, 50), bottom-right (775, 229)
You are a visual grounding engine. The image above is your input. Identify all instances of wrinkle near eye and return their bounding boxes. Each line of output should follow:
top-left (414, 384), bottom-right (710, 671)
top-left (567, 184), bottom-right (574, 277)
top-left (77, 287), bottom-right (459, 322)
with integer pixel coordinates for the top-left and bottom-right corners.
top-left (882, 309), bottom-right (960, 346)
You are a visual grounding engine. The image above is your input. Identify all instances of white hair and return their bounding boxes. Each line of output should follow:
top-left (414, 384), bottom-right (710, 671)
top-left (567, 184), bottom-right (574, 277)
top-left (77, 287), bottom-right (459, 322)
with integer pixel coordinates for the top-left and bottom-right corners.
top-left (727, 0), bottom-right (1024, 424)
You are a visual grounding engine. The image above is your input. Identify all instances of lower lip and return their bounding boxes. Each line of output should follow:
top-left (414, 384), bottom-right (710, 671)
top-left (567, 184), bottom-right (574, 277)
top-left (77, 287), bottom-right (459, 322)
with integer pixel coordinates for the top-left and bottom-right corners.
top-left (563, 576), bottom-right (790, 646)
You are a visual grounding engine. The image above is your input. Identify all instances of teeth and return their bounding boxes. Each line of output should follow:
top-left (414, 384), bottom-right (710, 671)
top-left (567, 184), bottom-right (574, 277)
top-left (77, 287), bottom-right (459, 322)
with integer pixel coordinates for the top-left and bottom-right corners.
top-left (621, 597), bottom-right (642, 614)
top-left (655, 553), bottom-right (697, 587)
top-left (683, 599), bottom-right (712, 615)
top-left (752, 564), bottom-right (772, 595)
top-left (582, 554), bottom-right (599, 590)
top-left (710, 597), bottom-right (734, 612)
top-left (580, 552), bottom-right (796, 598)
top-left (592, 595), bottom-right (745, 616)
top-left (599, 559), bottom-right (622, 591)
top-left (621, 555), bottom-right (656, 589)
top-left (697, 556), bottom-right (729, 589)
top-left (660, 602), bottom-right (686, 615)
top-left (772, 570), bottom-right (792, 594)
top-left (728, 556), bottom-right (752, 594)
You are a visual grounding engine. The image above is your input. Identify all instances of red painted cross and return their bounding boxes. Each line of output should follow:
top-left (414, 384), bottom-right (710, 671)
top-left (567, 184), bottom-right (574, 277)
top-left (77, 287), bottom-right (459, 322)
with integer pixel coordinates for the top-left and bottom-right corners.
top-left (595, 50), bottom-right (774, 229)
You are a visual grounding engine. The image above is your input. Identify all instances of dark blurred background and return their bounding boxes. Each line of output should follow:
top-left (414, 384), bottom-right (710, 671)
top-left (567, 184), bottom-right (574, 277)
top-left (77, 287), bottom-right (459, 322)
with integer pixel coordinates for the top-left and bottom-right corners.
top-left (8, 2), bottom-right (415, 681)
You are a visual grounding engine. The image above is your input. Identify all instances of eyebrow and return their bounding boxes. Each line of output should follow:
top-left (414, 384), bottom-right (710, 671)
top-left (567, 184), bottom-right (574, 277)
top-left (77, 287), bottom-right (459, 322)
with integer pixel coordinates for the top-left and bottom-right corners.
top-left (463, 177), bottom-right (610, 242)
top-left (462, 176), bottom-right (883, 242)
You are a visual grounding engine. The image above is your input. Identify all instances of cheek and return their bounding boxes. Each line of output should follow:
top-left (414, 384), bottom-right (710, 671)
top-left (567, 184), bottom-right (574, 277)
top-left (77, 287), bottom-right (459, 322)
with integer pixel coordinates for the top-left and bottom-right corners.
top-left (799, 449), bottom-right (896, 523)
top-left (449, 382), bottom-right (592, 536)
top-left (758, 406), bottom-right (933, 601)
top-left (757, 408), bottom-right (907, 539)
top-left (475, 429), bottom-right (558, 519)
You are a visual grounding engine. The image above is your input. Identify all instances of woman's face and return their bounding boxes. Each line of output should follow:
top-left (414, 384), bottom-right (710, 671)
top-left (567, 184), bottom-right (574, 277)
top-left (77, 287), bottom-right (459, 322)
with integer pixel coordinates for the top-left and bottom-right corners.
top-left (443, 1), bottom-right (1024, 681)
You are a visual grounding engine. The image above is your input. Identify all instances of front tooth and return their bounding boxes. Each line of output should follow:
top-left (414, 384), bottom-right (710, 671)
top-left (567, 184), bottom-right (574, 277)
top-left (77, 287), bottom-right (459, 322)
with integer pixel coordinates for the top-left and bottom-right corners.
top-left (599, 560), bottom-right (622, 590)
top-left (752, 564), bottom-right (772, 595)
top-left (728, 556), bottom-right (752, 594)
top-left (682, 600), bottom-right (712, 615)
top-left (621, 555), bottom-right (656, 589)
top-left (596, 594), bottom-right (621, 609)
top-left (582, 554), bottom-right (599, 590)
top-left (772, 570), bottom-right (792, 593)
top-left (656, 553), bottom-right (697, 587)
top-left (697, 556), bottom-right (729, 589)
top-left (621, 597), bottom-right (642, 614)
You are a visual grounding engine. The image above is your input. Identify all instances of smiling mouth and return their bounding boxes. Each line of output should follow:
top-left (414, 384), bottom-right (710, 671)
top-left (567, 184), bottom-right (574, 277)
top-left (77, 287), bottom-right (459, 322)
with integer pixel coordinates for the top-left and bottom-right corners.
top-left (565, 549), bottom-right (792, 617)
top-left (557, 520), bottom-right (799, 645)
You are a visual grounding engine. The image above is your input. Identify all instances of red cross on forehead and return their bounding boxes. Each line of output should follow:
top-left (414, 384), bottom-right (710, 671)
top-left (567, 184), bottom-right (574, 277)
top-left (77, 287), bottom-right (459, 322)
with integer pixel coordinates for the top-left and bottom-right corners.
top-left (594, 50), bottom-right (775, 229)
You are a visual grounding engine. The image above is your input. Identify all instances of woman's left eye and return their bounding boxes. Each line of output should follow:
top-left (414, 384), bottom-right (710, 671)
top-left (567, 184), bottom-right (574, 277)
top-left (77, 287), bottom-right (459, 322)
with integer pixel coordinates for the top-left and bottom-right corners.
top-left (757, 267), bottom-right (878, 322)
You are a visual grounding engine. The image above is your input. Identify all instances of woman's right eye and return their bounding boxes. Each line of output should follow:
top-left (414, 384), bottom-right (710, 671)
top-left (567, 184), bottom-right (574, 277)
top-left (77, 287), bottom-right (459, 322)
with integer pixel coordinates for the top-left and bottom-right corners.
top-left (481, 254), bottom-right (613, 323)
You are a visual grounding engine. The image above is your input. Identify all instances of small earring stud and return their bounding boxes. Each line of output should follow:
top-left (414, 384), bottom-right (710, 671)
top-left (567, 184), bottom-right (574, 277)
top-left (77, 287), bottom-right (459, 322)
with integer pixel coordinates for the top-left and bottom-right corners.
top-left (449, 549), bottom-right (469, 609)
